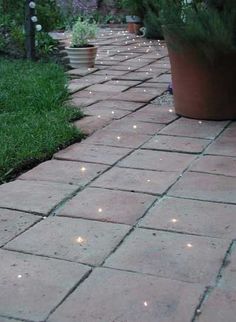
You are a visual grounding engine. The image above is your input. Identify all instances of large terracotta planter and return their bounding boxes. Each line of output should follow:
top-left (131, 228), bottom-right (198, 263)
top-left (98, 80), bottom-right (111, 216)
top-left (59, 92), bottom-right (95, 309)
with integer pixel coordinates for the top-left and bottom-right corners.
top-left (66, 46), bottom-right (97, 68)
top-left (167, 46), bottom-right (236, 120)
top-left (126, 16), bottom-right (142, 34)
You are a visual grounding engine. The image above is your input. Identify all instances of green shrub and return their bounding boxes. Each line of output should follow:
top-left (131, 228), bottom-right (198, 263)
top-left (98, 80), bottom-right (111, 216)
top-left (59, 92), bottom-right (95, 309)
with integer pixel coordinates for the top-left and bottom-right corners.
top-left (71, 17), bottom-right (98, 47)
top-left (148, 0), bottom-right (236, 61)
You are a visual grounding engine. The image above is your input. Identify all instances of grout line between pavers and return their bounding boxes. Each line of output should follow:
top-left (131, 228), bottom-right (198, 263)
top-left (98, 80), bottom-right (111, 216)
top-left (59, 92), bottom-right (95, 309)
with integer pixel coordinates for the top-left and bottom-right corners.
top-left (0, 314), bottom-right (35, 322)
top-left (191, 240), bottom-right (235, 322)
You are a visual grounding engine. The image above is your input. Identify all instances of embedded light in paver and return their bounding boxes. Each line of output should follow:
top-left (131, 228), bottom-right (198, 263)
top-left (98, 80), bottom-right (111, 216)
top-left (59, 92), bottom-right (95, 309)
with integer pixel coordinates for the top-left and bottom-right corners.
top-left (133, 125), bottom-right (137, 129)
top-left (76, 236), bottom-right (85, 244)
top-left (198, 121), bottom-right (203, 124)
top-left (171, 218), bottom-right (178, 223)
top-left (17, 274), bottom-right (22, 279)
top-left (97, 115), bottom-right (101, 118)
top-left (187, 243), bottom-right (193, 248)
top-left (169, 109), bottom-right (173, 113)
top-left (147, 179), bottom-right (151, 183)
top-left (111, 111), bottom-right (115, 114)
top-left (98, 208), bottom-right (103, 213)
top-left (117, 136), bottom-right (121, 140)
top-left (80, 166), bottom-right (87, 172)
top-left (144, 301), bottom-right (148, 307)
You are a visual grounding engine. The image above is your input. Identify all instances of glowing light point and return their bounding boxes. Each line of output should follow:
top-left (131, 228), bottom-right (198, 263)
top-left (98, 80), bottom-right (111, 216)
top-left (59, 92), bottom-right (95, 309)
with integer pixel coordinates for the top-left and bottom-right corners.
top-left (111, 111), bottom-right (115, 114)
top-left (133, 125), bottom-right (137, 129)
top-left (117, 136), bottom-right (121, 140)
top-left (76, 236), bottom-right (85, 244)
top-left (169, 109), bottom-right (173, 113)
top-left (80, 167), bottom-right (86, 172)
top-left (187, 243), bottom-right (193, 248)
top-left (97, 115), bottom-right (101, 118)
top-left (171, 218), bottom-right (178, 223)
top-left (198, 121), bottom-right (202, 124)
top-left (144, 301), bottom-right (148, 307)
top-left (17, 274), bottom-right (22, 279)
top-left (147, 179), bottom-right (151, 183)
top-left (98, 208), bottom-right (103, 213)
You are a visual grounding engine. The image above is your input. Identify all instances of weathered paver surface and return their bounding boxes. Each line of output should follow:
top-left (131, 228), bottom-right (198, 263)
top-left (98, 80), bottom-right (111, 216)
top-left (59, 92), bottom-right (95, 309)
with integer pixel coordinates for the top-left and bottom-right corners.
top-left (0, 28), bottom-right (236, 322)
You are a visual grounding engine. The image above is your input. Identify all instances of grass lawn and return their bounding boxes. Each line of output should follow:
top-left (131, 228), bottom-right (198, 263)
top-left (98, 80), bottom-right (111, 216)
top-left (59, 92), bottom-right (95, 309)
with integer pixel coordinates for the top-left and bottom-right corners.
top-left (0, 59), bottom-right (83, 183)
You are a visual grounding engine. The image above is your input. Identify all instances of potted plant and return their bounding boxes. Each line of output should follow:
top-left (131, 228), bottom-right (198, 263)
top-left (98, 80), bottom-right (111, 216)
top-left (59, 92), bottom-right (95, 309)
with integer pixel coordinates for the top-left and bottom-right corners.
top-left (121, 0), bottom-right (145, 33)
top-left (66, 17), bottom-right (98, 69)
top-left (149, 0), bottom-right (236, 120)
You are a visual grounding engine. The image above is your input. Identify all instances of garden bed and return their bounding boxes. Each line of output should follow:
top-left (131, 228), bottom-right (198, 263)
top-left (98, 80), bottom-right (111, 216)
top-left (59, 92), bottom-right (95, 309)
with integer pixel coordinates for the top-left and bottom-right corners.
top-left (0, 59), bottom-right (83, 183)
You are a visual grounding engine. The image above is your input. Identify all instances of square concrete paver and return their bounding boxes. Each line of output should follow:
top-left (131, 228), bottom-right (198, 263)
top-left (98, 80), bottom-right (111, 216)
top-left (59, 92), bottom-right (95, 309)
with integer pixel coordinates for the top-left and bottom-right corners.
top-left (19, 160), bottom-right (107, 186)
top-left (104, 228), bottom-right (228, 284)
top-left (47, 268), bottom-right (204, 322)
top-left (86, 100), bottom-right (145, 111)
top-left (92, 167), bottom-right (179, 195)
top-left (104, 119), bottom-right (165, 135)
top-left (160, 118), bottom-right (229, 139)
top-left (86, 84), bottom-right (128, 92)
top-left (196, 289), bottom-right (236, 322)
top-left (0, 249), bottom-right (89, 321)
top-left (84, 129), bottom-right (150, 148)
top-left (142, 135), bottom-right (211, 153)
top-left (206, 130), bottom-right (236, 156)
top-left (190, 155), bottom-right (236, 177)
top-left (54, 143), bottom-right (131, 165)
top-left (83, 105), bottom-right (130, 119)
top-left (0, 180), bottom-right (76, 215)
top-left (5, 217), bottom-right (130, 266)
top-left (168, 172), bottom-right (236, 204)
top-left (118, 150), bottom-right (196, 172)
top-left (58, 187), bottom-right (156, 225)
top-left (140, 197), bottom-right (236, 239)
top-left (127, 105), bottom-right (178, 124)
top-left (0, 209), bottom-right (40, 247)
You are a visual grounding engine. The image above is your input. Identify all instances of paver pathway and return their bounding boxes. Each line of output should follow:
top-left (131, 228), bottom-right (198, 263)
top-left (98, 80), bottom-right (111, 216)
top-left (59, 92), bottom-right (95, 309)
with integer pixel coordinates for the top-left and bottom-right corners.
top-left (0, 28), bottom-right (236, 322)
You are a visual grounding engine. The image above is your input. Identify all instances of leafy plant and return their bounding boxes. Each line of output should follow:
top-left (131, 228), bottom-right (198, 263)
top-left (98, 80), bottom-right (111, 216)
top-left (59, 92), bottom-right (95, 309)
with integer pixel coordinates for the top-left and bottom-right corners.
top-left (121, 0), bottom-right (146, 18)
top-left (71, 17), bottom-right (98, 47)
top-left (36, 32), bottom-right (58, 58)
top-left (148, 0), bottom-right (236, 60)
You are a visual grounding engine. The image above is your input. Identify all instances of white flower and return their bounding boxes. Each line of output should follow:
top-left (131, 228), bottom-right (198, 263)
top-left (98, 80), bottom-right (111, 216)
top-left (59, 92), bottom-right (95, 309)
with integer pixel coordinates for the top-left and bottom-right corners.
top-left (36, 24), bottom-right (42, 31)
top-left (31, 16), bottom-right (38, 23)
top-left (29, 1), bottom-right (36, 9)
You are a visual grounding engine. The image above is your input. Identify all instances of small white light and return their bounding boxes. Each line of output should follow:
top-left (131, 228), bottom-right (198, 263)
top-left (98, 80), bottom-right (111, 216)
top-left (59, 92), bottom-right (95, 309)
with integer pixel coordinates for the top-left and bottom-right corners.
top-left (31, 16), bottom-right (38, 23)
top-left (97, 115), bottom-right (101, 118)
top-left (198, 121), bottom-right (202, 124)
top-left (147, 179), bottom-right (151, 182)
top-left (36, 24), bottom-right (42, 31)
top-left (133, 125), bottom-right (137, 129)
top-left (171, 218), bottom-right (178, 223)
top-left (117, 136), bottom-right (121, 140)
top-left (187, 243), bottom-right (193, 248)
top-left (111, 111), bottom-right (115, 114)
top-left (76, 236), bottom-right (85, 244)
top-left (80, 167), bottom-right (86, 172)
top-left (98, 208), bottom-right (103, 213)
top-left (144, 301), bottom-right (148, 307)
top-left (169, 109), bottom-right (173, 113)
top-left (29, 1), bottom-right (36, 9)
top-left (17, 274), bottom-right (22, 279)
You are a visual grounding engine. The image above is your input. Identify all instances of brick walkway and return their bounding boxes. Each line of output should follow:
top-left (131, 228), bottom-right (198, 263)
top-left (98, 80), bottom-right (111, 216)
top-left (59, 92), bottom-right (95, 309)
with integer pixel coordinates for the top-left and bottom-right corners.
top-left (0, 29), bottom-right (236, 322)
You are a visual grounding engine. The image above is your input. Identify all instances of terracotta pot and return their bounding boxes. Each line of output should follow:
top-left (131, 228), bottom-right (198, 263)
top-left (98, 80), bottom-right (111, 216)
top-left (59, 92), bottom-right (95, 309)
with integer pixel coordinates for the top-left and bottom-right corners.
top-left (128, 22), bottom-right (142, 34)
top-left (66, 46), bottom-right (97, 68)
top-left (167, 46), bottom-right (236, 120)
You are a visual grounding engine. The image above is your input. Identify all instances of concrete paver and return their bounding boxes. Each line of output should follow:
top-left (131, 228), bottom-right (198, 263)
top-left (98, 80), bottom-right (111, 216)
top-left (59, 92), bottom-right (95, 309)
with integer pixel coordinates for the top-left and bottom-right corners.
top-left (104, 228), bottom-right (229, 284)
top-left (5, 217), bottom-right (131, 266)
top-left (18, 160), bottom-right (108, 186)
top-left (140, 197), bottom-right (236, 239)
top-left (0, 180), bottom-right (76, 215)
top-left (47, 268), bottom-right (204, 322)
top-left (0, 209), bottom-right (40, 247)
top-left (142, 135), bottom-right (211, 153)
top-left (54, 143), bottom-right (131, 165)
top-left (0, 249), bottom-right (89, 321)
top-left (92, 167), bottom-right (179, 195)
top-left (118, 149), bottom-right (196, 172)
top-left (168, 172), bottom-right (236, 204)
top-left (58, 187), bottom-right (156, 224)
